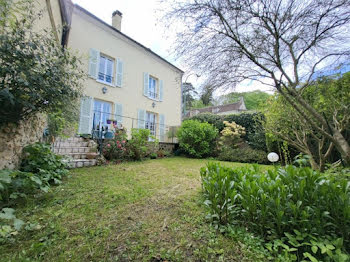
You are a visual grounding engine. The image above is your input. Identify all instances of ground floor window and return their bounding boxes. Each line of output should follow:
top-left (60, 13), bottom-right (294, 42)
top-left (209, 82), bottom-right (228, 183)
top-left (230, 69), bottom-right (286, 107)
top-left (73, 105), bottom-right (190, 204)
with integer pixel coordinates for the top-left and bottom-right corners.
top-left (145, 112), bottom-right (156, 137)
top-left (93, 100), bottom-right (112, 130)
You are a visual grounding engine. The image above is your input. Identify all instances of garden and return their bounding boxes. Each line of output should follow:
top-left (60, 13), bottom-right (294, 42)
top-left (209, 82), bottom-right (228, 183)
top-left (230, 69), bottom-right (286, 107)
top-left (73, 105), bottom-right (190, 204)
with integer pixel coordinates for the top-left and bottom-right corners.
top-left (1, 0), bottom-right (350, 261)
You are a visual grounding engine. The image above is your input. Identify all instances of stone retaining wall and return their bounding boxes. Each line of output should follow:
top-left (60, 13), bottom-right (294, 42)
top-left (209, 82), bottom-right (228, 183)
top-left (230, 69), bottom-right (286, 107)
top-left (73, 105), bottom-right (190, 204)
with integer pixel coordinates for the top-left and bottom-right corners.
top-left (0, 114), bottom-right (47, 169)
top-left (159, 142), bottom-right (178, 153)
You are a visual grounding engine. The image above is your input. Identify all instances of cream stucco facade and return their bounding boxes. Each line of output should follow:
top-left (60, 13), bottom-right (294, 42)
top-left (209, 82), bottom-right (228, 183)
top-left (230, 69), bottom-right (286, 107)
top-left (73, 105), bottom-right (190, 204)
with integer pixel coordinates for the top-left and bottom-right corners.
top-left (67, 5), bottom-right (183, 142)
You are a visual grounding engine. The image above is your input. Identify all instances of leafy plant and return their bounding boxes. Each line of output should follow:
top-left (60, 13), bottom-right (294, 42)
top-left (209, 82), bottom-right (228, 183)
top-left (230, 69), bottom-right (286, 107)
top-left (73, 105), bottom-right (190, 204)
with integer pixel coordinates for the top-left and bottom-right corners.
top-left (20, 142), bottom-right (68, 184)
top-left (217, 147), bottom-right (268, 164)
top-left (150, 153), bottom-right (157, 159)
top-left (0, 208), bottom-right (24, 243)
top-left (0, 0), bottom-right (84, 126)
top-left (200, 163), bottom-right (350, 257)
top-left (127, 128), bottom-right (152, 161)
top-left (177, 120), bottom-right (218, 158)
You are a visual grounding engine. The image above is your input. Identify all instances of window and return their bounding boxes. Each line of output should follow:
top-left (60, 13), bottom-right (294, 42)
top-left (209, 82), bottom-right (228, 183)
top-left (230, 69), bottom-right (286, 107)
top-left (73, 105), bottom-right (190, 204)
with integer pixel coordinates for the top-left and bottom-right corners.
top-left (148, 76), bottom-right (158, 99)
top-left (98, 55), bottom-right (114, 84)
top-left (93, 100), bottom-right (112, 130)
top-left (145, 112), bottom-right (156, 137)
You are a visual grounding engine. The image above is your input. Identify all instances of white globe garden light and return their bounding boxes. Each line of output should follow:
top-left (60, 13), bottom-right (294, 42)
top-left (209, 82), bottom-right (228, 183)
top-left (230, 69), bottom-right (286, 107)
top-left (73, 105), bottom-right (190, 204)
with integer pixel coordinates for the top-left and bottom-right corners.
top-left (267, 152), bottom-right (279, 163)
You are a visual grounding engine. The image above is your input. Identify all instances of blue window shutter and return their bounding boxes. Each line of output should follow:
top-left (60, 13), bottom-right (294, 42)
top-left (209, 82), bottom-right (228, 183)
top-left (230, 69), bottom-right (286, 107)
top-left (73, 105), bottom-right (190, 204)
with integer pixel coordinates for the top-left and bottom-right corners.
top-left (159, 80), bottom-right (164, 101)
top-left (88, 48), bottom-right (99, 79)
top-left (138, 109), bottom-right (145, 129)
top-left (159, 114), bottom-right (165, 142)
top-left (116, 58), bottom-right (123, 87)
top-left (78, 97), bottom-right (94, 134)
top-left (143, 72), bottom-right (149, 96)
top-left (115, 103), bottom-right (123, 127)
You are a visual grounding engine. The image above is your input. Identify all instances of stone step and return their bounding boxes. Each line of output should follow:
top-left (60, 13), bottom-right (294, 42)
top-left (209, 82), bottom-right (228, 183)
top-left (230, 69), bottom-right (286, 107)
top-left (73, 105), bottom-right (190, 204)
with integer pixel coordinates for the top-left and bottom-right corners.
top-left (53, 141), bottom-right (89, 147)
top-left (53, 147), bottom-right (91, 154)
top-left (64, 152), bottom-right (99, 160)
top-left (69, 159), bottom-right (97, 168)
top-left (55, 136), bottom-right (85, 143)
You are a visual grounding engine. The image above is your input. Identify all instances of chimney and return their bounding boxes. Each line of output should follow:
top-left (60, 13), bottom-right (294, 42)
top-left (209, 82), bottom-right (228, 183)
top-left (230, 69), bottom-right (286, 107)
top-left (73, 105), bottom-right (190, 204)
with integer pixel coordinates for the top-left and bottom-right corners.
top-left (112, 10), bottom-right (122, 31)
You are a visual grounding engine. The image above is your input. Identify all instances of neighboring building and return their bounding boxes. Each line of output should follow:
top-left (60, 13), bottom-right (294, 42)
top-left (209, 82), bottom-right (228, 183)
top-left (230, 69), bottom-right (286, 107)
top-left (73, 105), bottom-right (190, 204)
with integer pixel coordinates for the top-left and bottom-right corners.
top-left (185, 97), bottom-right (247, 118)
top-left (67, 5), bottom-right (184, 142)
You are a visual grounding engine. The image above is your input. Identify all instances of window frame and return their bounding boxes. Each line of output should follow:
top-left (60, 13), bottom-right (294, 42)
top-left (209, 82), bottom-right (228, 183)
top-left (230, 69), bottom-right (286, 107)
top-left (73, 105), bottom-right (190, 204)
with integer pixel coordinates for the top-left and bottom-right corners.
top-left (97, 55), bottom-right (114, 85)
top-left (148, 76), bottom-right (158, 100)
top-left (145, 111), bottom-right (157, 137)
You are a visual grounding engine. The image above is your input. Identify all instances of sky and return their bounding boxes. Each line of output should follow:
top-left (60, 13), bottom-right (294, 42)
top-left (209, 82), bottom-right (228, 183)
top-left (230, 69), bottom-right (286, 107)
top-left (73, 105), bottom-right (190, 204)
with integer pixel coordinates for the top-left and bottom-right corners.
top-left (72, 0), bottom-right (272, 95)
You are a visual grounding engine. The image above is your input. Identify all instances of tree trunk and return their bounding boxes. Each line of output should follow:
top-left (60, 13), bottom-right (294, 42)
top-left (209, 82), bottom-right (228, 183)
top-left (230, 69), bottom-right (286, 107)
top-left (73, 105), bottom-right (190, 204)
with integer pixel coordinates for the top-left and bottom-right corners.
top-left (278, 88), bottom-right (350, 166)
top-left (331, 129), bottom-right (350, 166)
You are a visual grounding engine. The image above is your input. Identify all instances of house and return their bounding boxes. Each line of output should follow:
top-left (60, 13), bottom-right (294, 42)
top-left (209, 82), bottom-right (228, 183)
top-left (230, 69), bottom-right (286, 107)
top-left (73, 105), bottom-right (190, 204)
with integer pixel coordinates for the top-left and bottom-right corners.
top-left (66, 5), bottom-right (184, 142)
top-left (185, 97), bottom-right (247, 118)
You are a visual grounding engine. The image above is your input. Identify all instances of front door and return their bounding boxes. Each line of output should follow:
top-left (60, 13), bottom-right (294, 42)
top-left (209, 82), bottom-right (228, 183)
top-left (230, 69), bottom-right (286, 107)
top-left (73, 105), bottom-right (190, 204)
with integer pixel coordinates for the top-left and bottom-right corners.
top-left (93, 100), bottom-right (112, 130)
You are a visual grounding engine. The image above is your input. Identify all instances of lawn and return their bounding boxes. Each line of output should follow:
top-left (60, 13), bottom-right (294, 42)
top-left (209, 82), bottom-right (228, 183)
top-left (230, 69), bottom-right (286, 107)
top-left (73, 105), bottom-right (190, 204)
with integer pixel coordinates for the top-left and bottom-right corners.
top-left (0, 157), bottom-right (271, 261)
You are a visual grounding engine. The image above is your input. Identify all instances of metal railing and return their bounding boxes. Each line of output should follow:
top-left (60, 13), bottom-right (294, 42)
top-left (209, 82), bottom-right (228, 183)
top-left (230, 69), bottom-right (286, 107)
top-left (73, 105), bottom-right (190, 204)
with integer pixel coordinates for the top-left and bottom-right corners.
top-left (98, 72), bottom-right (113, 84)
top-left (91, 110), bottom-right (173, 141)
top-left (148, 91), bottom-right (158, 99)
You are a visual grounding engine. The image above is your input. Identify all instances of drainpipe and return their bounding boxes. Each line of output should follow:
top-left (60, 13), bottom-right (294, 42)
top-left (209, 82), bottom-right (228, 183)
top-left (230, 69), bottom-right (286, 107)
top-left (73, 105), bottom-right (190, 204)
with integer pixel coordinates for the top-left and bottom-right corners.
top-left (45, 0), bottom-right (59, 43)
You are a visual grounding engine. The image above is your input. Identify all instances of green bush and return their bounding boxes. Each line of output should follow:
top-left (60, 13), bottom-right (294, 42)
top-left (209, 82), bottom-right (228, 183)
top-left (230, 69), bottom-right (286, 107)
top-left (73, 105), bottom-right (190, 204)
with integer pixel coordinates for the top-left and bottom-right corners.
top-left (200, 163), bottom-right (350, 259)
top-left (20, 143), bottom-right (68, 184)
top-left (189, 112), bottom-right (267, 151)
top-left (177, 120), bottom-right (218, 158)
top-left (190, 113), bottom-right (224, 131)
top-left (217, 147), bottom-right (268, 164)
top-left (0, 169), bottom-right (46, 205)
top-left (127, 128), bottom-right (152, 161)
top-left (0, 0), bottom-right (84, 126)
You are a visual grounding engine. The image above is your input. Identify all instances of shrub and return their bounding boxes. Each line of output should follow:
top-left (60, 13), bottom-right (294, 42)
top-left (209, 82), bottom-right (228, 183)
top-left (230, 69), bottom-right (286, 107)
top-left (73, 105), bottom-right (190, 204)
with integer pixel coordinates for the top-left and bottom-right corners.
top-left (103, 129), bottom-right (127, 161)
top-left (177, 120), bottom-right (218, 158)
top-left (189, 113), bottom-right (224, 131)
top-left (219, 121), bottom-right (246, 148)
top-left (189, 113), bottom-right (267, 151)
top-left (0, 1), bottom-right (84, 126)
top-left (20, 143), bottom-right (68, 184)
top-left (127, 128), bottom-right (151, 161)
top-left (200, 163), bottom-right (350, 259)
top-left (0, 169), bottom-right (46, 205)
top-left (218, 147), bottom-right (268, 164)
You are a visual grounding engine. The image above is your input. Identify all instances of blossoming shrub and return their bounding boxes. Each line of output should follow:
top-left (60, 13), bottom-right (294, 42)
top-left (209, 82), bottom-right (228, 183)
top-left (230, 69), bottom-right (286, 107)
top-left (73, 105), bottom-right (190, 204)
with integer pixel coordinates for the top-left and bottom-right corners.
top-left (219, 121), bottom-right (245, 148)
top-left (103, 129), bottom-right (127, 161)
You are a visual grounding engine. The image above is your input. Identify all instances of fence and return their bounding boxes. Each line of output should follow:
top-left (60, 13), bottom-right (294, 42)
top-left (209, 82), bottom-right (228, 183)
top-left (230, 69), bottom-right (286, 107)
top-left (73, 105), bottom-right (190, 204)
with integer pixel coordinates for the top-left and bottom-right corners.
top-left (91, 110), bottom-right (178, 142)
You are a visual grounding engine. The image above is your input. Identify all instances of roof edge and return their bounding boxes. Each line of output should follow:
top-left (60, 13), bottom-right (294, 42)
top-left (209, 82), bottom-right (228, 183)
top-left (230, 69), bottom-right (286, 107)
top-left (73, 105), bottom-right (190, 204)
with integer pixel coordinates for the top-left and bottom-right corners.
top-left (74, 4), bottom-right (184, 74)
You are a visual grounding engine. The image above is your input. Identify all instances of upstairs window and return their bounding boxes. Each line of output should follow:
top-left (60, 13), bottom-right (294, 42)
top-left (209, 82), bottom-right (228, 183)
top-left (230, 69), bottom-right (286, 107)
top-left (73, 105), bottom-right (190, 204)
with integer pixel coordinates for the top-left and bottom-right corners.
top-left (148, 76), bottom-right (158, 99)
top-left (98, 55), bottom-right (114, 84)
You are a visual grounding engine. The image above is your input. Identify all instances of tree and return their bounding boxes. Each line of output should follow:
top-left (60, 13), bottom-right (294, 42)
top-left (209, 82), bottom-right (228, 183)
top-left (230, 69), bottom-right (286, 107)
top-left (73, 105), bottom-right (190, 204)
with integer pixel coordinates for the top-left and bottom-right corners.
top-left (222, 90), bottom-right (271, 110)
top-left (200, 84), bottom-right (214, 106)
top-left (182, 82), bottom-right (197, 111)
top-left (0, 0), bottom-right (84, 127)
top-left (263, 73), bottom-right (350, 171)
top-left (163, 0), bottom-right (350, 165)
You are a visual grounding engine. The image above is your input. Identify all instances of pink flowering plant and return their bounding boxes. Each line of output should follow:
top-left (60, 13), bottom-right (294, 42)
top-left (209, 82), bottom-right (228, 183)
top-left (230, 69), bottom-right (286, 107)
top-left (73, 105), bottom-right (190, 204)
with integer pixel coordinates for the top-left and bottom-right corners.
top-left (102, 129), bottom-right (128, 161)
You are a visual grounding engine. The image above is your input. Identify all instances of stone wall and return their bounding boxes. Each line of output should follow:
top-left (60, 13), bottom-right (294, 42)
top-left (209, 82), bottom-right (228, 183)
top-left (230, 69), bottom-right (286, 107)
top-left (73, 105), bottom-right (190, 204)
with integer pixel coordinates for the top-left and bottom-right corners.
top-left (0, 114), bottom-right (47, 170)
top-left (159, 142), bottom-right (178, 153)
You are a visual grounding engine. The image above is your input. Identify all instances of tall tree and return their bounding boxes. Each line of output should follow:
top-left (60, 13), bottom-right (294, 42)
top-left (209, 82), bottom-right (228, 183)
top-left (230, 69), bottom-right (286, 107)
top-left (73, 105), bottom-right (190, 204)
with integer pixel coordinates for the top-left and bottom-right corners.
top-left (163, 0), bottom-right (350, 165)
top-left (182, 82), bottom-right (197, 111)
top-left (200, 85), bottom-right (214, 106)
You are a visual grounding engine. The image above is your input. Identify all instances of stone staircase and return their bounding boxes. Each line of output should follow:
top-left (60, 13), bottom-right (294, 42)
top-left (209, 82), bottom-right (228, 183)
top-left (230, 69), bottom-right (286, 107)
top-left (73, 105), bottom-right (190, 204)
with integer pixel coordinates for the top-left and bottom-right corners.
top-left (52, 137), bottom-right (98, 168)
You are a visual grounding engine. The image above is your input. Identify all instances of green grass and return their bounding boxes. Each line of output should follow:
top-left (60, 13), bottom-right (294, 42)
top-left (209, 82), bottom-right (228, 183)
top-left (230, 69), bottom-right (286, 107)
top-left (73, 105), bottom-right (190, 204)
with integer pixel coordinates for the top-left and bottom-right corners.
top-left (0, 157), bottom-right (271, 261)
